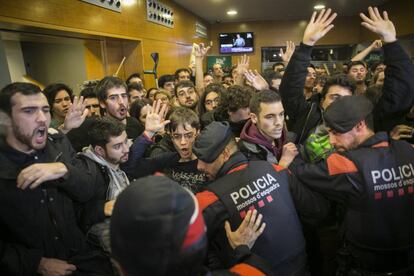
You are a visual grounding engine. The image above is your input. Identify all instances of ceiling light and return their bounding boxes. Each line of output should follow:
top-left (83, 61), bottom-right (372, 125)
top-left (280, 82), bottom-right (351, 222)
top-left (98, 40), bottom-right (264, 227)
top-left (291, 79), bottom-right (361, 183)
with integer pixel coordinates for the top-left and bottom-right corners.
top-left (227, 10), bottom-right (237, 15)
top-left (122, 0), bottom-right (136, 6)
top-left (314, 4), bottom-right (325, 10)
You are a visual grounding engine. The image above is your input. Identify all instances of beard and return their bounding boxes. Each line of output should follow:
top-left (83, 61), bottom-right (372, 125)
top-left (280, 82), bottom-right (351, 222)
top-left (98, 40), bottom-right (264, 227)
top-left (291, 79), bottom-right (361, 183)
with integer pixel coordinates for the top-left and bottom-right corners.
top-left (12, 122), bottom-right (47, 151)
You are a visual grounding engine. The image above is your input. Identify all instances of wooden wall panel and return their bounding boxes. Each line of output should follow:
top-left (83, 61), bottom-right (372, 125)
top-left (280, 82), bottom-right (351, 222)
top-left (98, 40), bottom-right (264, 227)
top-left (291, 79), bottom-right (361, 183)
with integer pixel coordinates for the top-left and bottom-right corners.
top-left (0, 0), bottom-right (210, 83)
top-left (84, 40), bottom-right (105, 80)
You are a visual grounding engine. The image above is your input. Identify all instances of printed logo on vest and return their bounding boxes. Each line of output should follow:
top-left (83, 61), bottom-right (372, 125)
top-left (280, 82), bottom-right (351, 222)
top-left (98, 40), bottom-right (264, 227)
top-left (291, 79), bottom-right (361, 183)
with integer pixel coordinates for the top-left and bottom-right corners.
top-left (371, 163), bottom-right (414, 200)
top-left (229, 173), bottom-right (280, 212)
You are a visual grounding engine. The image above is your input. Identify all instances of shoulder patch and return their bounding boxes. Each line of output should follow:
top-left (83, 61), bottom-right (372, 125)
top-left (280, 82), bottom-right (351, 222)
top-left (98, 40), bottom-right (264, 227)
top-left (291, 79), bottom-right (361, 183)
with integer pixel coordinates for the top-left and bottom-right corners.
top-left (327, 153), bottom-right (358, 176)
top-left (196, 191), bottom-right (219, 210)
top-left (272, 164), bottom-right (286, 172)
top-left (372, 141), bottom-right (389, 148)
top-left (230, 263), bottom-right (265, 276)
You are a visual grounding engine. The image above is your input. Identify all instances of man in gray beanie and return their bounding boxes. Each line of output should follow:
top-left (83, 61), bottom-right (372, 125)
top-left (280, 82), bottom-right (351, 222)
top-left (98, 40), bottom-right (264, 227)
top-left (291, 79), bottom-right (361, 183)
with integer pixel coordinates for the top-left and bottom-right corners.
top-left (294, 94), bottom-right (414, 274)
top-left (194, 121), bottom-right (328, 275)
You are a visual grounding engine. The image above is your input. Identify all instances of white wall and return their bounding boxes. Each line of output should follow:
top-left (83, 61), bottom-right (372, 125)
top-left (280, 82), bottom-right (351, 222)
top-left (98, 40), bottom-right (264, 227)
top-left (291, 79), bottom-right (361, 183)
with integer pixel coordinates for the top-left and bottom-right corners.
top-left (0, 36), bottom-right (12, 89)
top-left (21, 41), bottom-right (87, 94)
top-left (3, 40), bottom-right (26, 82)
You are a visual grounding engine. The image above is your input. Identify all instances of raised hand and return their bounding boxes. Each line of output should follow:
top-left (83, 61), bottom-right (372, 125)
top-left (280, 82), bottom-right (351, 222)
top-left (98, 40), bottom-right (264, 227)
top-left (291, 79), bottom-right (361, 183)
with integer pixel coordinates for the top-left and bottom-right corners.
top-left (360, 6), bottom-right (396, 43)
top-left (225, 209), bottom-right (266, 250)
top-left (390, 125), bottom-right (413, 140)
top-left (61, 96), bottom-right (88, 134)
top-left (144, 99), bottom-right (170, 138)
top-left (104, 200), bottom-right (116, 216)
top-left (278, 142), bottom-right (299, 168)
top-left (38, 258), bottom-right (76, 276)
top-left (194, 43), bottom-right (211, 59)
top-left (17, 162), bottom-right (68, 190)
top-left (280, 41), bottom-right (296, 63)
top-left (303, 8), bottom-right (337, 46)
top-left (371, 39), bottom-right (383, 49)
top-left (236, 54), bottom-right (250, 76)
top-left (244, 70), bottom-right (269, 91)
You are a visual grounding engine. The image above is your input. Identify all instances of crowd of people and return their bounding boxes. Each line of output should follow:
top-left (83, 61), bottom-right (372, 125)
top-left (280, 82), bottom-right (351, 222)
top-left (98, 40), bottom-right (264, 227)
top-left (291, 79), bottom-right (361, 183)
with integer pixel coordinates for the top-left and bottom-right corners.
top-left (1, 6), bottom-right (414, 276)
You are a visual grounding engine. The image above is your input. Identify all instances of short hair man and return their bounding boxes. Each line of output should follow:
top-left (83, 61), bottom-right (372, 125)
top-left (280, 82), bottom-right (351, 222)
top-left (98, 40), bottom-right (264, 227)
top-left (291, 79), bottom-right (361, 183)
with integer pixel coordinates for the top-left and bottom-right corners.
top-left (295, 95), bottom-right (414, 274)
top-left (264, 71), bottom-right (283, 91)
top-left (80, 86), bottom-right (101, 117)
top-left (126, 72), bottom-right (143, 85)
top-left (0, 82), bottom-right (113, 275)
top-left (127, 82), bottom-right (145, 103)
top-left (201, 85), bottom-right (252, 137)
top-left (158, 74), bottom-right (175, 94)
top-left (110, 176), bottom-right (271, 276)
top-left (347, 60), bottom-right (368, 95)
top-left (174, 80), bottom-right (199, 111)
top-left (75, 117), bottom-right (131, 253)
top-left (272, 62), bottom-right (285, 73)
top-left (174, 68), bottom-right (192, 82)
top-left (212, 63), bottom-right (224, 82)
top-left (194, 122), bottom-right (327, 274)
top-left (203, 73), bottom-right (214, 88)
top-left (239, 90), bottom-right (297, 167)
top-left (95, 76), bottom-right (143, 140)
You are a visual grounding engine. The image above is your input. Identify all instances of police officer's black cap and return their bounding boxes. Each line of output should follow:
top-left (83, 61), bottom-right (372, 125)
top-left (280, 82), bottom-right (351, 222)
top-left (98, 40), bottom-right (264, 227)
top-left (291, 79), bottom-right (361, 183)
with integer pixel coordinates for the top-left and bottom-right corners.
top-left (193, 121), bottom-right (234, 163)
top-left (324, 95), bottom-right (373, 133)
top-left (110, 176), bottom-right (195, 275)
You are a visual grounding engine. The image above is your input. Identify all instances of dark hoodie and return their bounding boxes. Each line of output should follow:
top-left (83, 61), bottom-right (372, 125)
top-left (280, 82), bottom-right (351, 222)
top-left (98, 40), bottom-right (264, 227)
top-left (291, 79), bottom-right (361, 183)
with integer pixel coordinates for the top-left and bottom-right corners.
top-left (239, 119), bottom-right (287, 162)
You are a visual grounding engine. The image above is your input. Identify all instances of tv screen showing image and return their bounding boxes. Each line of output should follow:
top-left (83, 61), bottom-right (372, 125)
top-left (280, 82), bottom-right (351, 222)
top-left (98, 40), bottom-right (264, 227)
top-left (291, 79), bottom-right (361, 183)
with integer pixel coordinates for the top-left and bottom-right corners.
top-left (219, 32), bottom-right (254, 54)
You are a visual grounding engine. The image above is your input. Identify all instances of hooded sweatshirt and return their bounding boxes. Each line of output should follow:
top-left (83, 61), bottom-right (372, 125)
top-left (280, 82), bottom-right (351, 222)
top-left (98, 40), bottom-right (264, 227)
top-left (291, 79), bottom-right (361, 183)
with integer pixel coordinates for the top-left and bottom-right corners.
top-left (240, 119), bottom-right (287, 161)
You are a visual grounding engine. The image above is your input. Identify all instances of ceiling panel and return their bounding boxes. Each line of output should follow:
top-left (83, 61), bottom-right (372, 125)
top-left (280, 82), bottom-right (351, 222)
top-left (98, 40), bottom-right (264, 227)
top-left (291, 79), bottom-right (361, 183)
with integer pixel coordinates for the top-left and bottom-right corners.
top-left (174, 0), bottom-right (389, 23)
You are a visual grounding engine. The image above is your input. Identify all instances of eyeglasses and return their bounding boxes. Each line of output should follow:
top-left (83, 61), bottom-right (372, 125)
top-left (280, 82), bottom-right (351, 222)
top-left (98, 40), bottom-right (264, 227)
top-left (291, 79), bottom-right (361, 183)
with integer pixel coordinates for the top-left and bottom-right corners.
top-left (171, 132), bottom-right (196, 141)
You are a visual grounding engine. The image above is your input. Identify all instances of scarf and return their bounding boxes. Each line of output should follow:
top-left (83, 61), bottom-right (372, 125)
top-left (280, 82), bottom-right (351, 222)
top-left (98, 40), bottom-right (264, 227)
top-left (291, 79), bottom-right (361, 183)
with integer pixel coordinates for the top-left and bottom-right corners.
top-left (80, 146), bottom-right (130, 200)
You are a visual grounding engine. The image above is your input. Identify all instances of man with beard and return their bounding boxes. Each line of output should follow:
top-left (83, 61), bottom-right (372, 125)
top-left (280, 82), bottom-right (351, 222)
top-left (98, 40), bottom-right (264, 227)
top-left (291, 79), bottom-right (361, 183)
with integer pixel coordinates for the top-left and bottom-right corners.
top-left (294, 95), bottom-right (414, 274)
top-left (212, 63), bottom-right (224, 83)
top-left (175, 80), bottom-right (199, 112)
top-left (304, 65), bottom-right (316, 100)
top-left (77, 101), bottom-right (172, 235)
top-left (96, 76), bottom-right (144, 140)
top-left (239, 90), bottom-right (298, 168)
top-left (347, 61), bottom-right (368, 95)
top-left (0, 82), bottom-right (113, 275)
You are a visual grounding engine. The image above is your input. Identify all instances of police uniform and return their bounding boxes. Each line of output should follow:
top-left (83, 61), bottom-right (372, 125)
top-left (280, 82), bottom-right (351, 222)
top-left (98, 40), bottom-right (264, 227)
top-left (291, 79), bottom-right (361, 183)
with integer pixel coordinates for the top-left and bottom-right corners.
top-left (294, 96), bottom-right (414, 274)
top-left (193, 122), bottom-right (329, 275)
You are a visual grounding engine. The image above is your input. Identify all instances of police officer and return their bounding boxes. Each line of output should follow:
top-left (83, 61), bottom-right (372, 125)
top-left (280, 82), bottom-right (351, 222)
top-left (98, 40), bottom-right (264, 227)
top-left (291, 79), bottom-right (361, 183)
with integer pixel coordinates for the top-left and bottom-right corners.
top-left (294, 95), bottom-right (414, 274)
top-left (110, 176), bottom-right (273, 276)
top-left (194, 121), bottom-right (328, 275)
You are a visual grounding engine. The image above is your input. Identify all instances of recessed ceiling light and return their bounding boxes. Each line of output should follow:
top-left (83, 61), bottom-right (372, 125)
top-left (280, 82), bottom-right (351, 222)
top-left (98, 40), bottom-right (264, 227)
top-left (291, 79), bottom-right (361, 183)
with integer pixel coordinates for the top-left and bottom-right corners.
top-left (227, 10), bottom-right (237, 15)
top-left (314, 4), bottom-right (325, 10)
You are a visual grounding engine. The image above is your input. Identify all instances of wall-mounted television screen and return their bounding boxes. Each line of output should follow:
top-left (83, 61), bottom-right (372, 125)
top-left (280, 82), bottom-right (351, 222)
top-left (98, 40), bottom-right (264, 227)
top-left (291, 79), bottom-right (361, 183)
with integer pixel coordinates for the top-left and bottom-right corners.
top-left (219, 32), bottom-right (254, 54)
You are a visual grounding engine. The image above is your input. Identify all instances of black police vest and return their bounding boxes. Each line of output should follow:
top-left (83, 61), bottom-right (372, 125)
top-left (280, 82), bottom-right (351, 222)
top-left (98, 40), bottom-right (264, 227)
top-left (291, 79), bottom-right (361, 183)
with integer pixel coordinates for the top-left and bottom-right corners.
top-left (207, 161), bottom-right (306, 273)
top-left (342, 139), bottom-right (414, 251)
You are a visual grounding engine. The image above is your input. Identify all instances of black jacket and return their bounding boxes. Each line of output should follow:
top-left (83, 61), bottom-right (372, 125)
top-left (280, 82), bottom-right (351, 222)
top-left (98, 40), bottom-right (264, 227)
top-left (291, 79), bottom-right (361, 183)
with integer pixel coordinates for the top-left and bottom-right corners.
top-left (0, 131), bottom-right (95, 275)
top-left (75, 156), bottom-right (109, 233)
top-left (279, 41), bottom-right (414, 144)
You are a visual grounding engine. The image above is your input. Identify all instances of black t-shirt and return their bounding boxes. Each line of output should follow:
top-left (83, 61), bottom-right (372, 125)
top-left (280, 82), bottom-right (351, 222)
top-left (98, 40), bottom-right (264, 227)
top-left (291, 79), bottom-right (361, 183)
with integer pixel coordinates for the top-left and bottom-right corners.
top-left (164, 159), bottom-right (207, 193)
